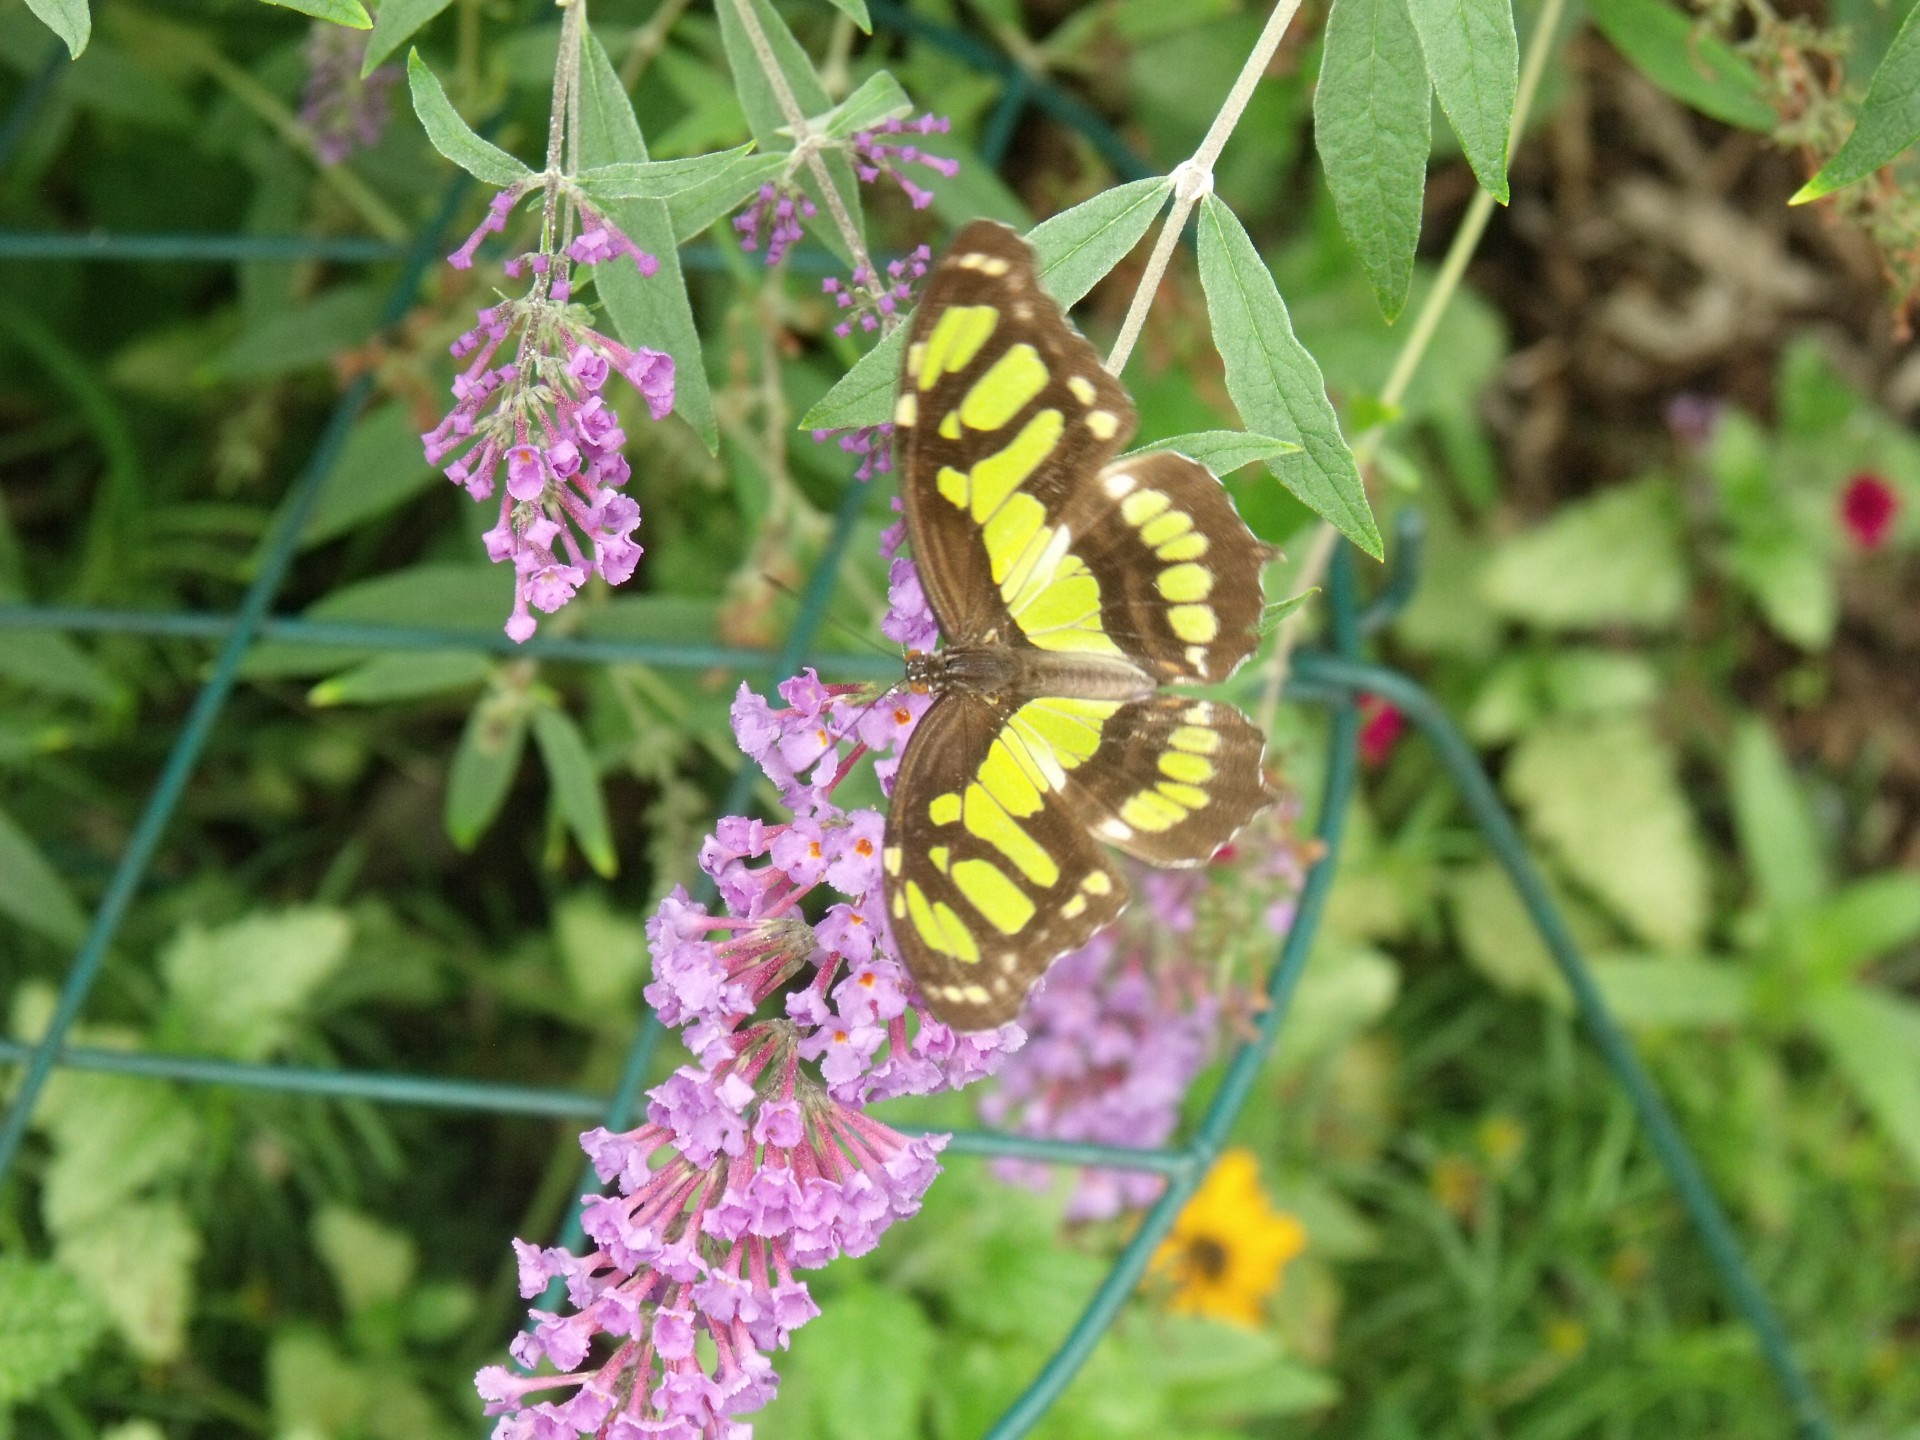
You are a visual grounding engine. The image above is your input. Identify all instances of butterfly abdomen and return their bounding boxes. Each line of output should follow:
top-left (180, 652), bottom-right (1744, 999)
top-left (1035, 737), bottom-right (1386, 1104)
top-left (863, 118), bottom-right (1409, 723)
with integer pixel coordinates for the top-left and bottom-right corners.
top-left (927, 647), bottom-right (1160, 704)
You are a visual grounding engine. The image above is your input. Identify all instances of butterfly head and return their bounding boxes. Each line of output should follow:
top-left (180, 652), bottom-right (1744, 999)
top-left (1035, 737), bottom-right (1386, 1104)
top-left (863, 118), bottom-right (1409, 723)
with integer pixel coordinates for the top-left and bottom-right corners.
top-left (904, 649), bottom-right (942, 694)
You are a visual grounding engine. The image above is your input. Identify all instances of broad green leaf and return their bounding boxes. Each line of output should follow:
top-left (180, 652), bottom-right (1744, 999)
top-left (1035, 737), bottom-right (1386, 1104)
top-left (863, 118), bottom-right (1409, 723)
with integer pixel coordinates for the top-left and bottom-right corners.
top-left (297, 402), bottom-right (439, 549)
top-left (1405, 0), bottom-right (1517, 201)
top-left (0, 630), bottom-right (119, 704)
top-left (313, 1207), bottom-right (417, 1315)
top-left (1587, 0), bottom-right (1775, 131)
top-left (263, 0), bottom-right (370, 25)
top-left (24, 0), bottom-right (89, 56)
top-left (1589, 955), bottom-right (1752, 1027)
top-left (159, 907), bottom-right (353, 1061)
top-left (713, 0), bottom-right (864, 267)
top-left (240, 563), bottom-right (513, 678)
top-left (35, 1074), bottom-right (201, 1233)
top-left (578, 29), bottom-right (718, 450)
top-left (1794, 2), bottom-right (1920, 202)
top-left (573, 145), bottom-right (757, 202)
top-left (784, 1287), bottom-right (933, 1440)
top-left (799, 180), bottom-right (1173, 432)
top-left (1804, 983), bottom-right (1920, 1176)
top-left (1449, 858), bottom-right (1571, 1006)
top-left (667, 154), bottom-right (788, 241)
top-left (1798, 874), bottom-right (1920, 976)
top-left (1272, 940), bottom-right (1399, 1065)
top-left (0, 802), bottom-right (88, 948)
top-left (1480, 478), bottom-right (1687, 630)
top-left (1506, 713), bottom-right (1709, 950)
top-left (1724, 529), bottom-right (1835, 649)
top-left (1728, 716), bottom-right (1827, 916)
top-left (0, 1256), bottom-right (107, 1405)
top-left (446, 693), bottom-right (529, 850)
top-left (1126, 430), bottom-right (1302, 472)
top-left (1315, 0), bottom-right (1432, 321)
top-left (532, 707), bottom-right (617, 877)
top-left (1196, 196), bottom-right (1380, 557)
top-left (269, 1331), bottom-right (373, 1438)
top-left (554, 888), bottom-right (650, 1008)
top-left (406, 50), bottom-right (533, 186)
top-left (54, 1198), bottom-right (200, 1362)
top-left (1154, 1322), bottom-right (1339, 1419)
top-left (1027, 175), bottom-right (1173, 307)
top-left (213, 284), bottom-right (383, 379)
top-left (813, 70), bottom-right (910, 140)
top-left (308, 650), bottom-right (492, 706)
top-left (362, 0), bottom-right (452, 73)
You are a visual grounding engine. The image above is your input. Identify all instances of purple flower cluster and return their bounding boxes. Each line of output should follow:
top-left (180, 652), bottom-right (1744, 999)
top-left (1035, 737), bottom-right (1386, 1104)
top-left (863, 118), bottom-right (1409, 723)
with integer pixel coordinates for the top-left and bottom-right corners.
top-left (808, 421), bottom-right (894, 483)
top-left (849, 114), bottom-right (959, 211)
top-left (423, 192), bottom-right (676, 642)
top-left (821, 246), bottom-right (932, 339)
top-left (979, 803), bottom-right (1317, 1221)
top-left (733, 182), bottom-right (818, 266)
top-left (300, 22), bottom-right (397, 167)
top-left (478, 542), bottom-right (1024, 1437)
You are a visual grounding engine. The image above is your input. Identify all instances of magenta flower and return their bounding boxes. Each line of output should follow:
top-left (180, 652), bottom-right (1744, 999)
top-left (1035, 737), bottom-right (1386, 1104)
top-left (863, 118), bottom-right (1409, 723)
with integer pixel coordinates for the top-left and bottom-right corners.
top-left (423, 195), bottom-right (674, 642)
top-left (1839, 472), bottom-right (1900, 551)
top-left (821, 246), bottom-right (932, 339)
top-left (849, 114), bottom-right (960, 211)
top-left (300, 22), bottom-right (398, 167)
top-left (980, 805), bottom-right (1314, 1221)
top-left (479, 541), bottom-right (1024, 1435)
top-left (734, 182), bottom-right (818, 265)
top-left (1357, 695), bottom-right (1406, 768)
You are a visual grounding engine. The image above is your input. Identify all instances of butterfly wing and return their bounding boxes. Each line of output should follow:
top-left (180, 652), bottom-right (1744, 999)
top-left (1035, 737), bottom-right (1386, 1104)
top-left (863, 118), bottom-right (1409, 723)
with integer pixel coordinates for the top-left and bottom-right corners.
top-left (883, 688), bottom-right (1129, 1029)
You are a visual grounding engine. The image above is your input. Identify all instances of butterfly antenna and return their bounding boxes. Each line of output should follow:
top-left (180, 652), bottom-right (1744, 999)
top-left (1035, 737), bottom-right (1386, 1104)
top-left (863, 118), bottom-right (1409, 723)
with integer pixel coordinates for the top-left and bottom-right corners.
top-left (761, 573), bottom-right (896, 658)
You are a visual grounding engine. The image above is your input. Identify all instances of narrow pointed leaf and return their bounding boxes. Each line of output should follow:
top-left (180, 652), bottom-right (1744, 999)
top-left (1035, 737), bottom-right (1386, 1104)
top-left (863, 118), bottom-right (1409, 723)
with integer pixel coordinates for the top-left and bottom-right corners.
top-left (1805, 984), bottom-right (1920, 1178)
top-left (819, 0), bottom-right (871, 30)
top-left (1588, 0), bottom-right (1775, 131)
top-left (577, 29), bottom-right (717, 450)
top-left (263, 0), bottom-right (370, 25)
top-left (532, 708), bottom-right (617, 877)
top-left (363, 0), bottom-right (452, 73)
top-left (24, 0), bottom-right (90, 57)
top-left (668, 154), bottom-right (788, 241)
top-left (573, 146), bottom-right (756, 202)
top-left (1728, 717), bottom-right (1826, 916)
top-left (406, 50), bottom-right (531, 186)
top-left (1196, 196), bottom-right (1380, 557)
top-left (445, 699), bottom-right (527, 851)
top-left (1315, 0), bottom-right (1432, 321)
top-left (1125, 431), bottom-right (1302, 473)
top-left (1793, 2), bottom-right (1920, 202)
top-left (814, 71), bottom-right (911, 140)
top-left (0, 803), bottom-right (88, 948)
top-left (1405, 0), bottom-right (1516, 202)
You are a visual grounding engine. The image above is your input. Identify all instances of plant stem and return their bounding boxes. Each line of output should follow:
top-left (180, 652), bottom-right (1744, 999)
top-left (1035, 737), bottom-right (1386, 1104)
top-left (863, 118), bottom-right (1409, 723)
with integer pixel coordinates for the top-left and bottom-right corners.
top-left (1105, 0), bottom-right (1306, 375)
top-left (620, 0), bottom-right (692, 91)
top-left (1255, 0), bottom-right (1570, 735)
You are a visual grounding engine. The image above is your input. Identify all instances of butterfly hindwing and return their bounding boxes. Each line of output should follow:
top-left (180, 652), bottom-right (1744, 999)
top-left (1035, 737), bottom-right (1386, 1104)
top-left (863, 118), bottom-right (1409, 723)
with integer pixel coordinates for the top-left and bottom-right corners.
top-left (896, 221), bottom-right (1136, 651)
top-left (884, 689), bottom-right (1129, 1030)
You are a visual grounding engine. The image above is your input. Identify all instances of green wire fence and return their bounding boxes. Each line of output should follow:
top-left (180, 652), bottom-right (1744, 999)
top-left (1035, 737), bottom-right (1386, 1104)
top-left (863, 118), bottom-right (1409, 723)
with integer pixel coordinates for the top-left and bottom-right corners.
top-left (0, 9), bottom-right (1836, 1439)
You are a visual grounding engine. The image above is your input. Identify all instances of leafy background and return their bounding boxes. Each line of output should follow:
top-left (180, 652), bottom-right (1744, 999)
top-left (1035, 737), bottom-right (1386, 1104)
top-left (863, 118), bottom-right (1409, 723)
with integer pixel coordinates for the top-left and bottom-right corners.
top-left (3, 0), bottom-right (1920, 1436)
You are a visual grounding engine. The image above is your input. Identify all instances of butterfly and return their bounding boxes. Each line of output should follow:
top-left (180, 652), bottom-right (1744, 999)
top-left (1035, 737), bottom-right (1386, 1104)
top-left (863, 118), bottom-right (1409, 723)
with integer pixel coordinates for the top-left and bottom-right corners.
top-left (880, 219), bottom-right (1278, 1031)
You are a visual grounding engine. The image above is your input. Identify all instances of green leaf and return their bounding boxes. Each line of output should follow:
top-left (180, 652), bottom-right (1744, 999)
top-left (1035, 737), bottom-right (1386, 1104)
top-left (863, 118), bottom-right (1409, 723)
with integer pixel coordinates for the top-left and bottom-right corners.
top-left (1126, 430), bottom-right (1302, 472)
top-left (1587, 0), bottom-right (1775, 131)
top-left (577, 28), bottom-right (718, 450)
top-left (1027, 175), bottom-right (1174, 307)
top-left (1315, 0), bottom-right (1432, 321)
top-left (572, 145), bottom-right (757, 202)
top-left (785, 1287), bottom-right (933, 1440)
top-left (1799, 874), bottom-right (1920, 976)
top-left (1196, 196), bottom-right (1380, 557)
top-left (159, 907), bottom-right (353, 1061)
top-left (813, 70), bottom-right (910, 139)
top-left (1588, 954), bottom-right (1752, 1027)
top-left (0, 630), bottom-right (119, 704)
top-left (312, 1206), bottom-right (417, 1315)
top-left (1507, 714), bottom-right (1709, 950)
top-left (445, 692), bottom-right (529, 850)
top-left (213, 284), bottom-right (384, 380)
top-left (23, 0), bottom-right (90, 57)
top-left (0, 802), bottom-right (88, 948)
top-left (240, 563), bottom-right (513, 678)
top-left (799, 180), bottom-right (1174, 433)
top-left (308, 650), bottom-right (492, 706)
top-left (405, 50), bottom-right (533, 186)
top-left (54, 1198), bottom-right (200, 1363)
top-left (713, 0), bottom-right (864, 267)
top-left (263, 0), bottom-right (370, 25)
top-left (34, 1074), bottom-right (201, 1233)
top-left (362, 0), bottom-right (452, 73)
top-left (1405, 0), bottom-right (1517, 202)
top-left (819, 0), bottom-right (871, 31)
top-left (1794, 2), bottom-right (1920, 202)
top-left (554, 889), bottom-right (650, 1008)
top-left (1728, 716), bottom-right (1827, 916)
top-left (1804, 983), bottom-right (1920, 1177)
top-left (667, 154), bottom-right (789, 241)
top-left (532, 707), bottom-right (617, 877)
top-left (296, 402), bottom-right (439, 549)
top-left (1449, 858), bottom-right (1571, 1007)
top-left (0, 1256), bottom-right (107, 1405)
top-left (1480, 478), bottom-right (1688, 630)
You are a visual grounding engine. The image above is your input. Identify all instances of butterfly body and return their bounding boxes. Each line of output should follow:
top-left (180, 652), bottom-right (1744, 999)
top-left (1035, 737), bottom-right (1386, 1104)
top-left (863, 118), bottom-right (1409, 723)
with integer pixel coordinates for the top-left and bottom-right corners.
top-left (883, 220), bottom-right (1278, 1030)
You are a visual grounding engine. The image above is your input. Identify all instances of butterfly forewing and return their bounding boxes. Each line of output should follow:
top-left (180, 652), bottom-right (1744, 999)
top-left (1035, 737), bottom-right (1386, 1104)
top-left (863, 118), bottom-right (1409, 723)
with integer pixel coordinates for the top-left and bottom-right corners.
top-left (883, 690), bottom-right (1128, 1030)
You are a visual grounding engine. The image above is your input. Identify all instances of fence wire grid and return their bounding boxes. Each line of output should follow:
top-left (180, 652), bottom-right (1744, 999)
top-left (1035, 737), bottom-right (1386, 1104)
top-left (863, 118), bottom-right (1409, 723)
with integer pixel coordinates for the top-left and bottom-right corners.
top-left (0, 6), bottom-right (1836, 1439)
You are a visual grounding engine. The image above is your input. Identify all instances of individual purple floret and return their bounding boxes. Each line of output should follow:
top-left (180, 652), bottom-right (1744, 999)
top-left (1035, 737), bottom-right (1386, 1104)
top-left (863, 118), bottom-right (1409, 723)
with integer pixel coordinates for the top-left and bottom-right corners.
top-left (300, 22), bottom-right (397, 167)
top-left (809, 421), bottom-right (894, 483)
top-left (478, 543), bottom-right (1024, 1437)
top-left (422, 196), bottom-right (674, 643)
top-left (849, 114), bottom-right (960, 211)
top-left (979, 804), bottom-right (1317, 1221)
top-left (821, 245), bottom-right (931, 338)
top-left (734, 182), bottom-right (818, 265)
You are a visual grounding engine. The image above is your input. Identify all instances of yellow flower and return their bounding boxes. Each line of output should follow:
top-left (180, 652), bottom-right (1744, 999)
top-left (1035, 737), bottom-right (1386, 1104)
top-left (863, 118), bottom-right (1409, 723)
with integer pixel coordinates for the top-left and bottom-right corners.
top-left (1151, 1148), bottom-right (1307, 1327)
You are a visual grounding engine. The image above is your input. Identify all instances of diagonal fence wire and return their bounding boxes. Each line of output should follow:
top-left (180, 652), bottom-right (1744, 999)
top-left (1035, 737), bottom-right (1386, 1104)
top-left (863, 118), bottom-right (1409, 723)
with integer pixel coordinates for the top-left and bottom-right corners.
top-left (0, 10), bottom-right (1837, 1440)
